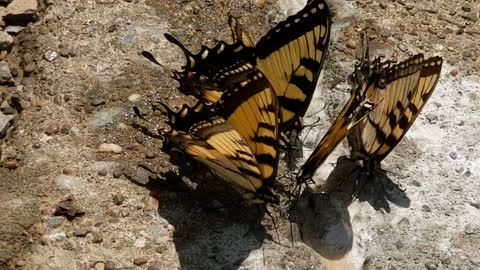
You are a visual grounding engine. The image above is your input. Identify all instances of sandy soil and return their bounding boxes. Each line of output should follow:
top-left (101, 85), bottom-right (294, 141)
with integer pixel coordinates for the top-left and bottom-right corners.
top-left (0, 0), bottom-right (479, 269)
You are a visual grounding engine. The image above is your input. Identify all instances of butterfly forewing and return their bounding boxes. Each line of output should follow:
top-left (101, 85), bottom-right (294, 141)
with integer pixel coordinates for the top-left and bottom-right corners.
top-left (349, 55), bottom-right (443, 164)
top-left (297, 75), bottom-right (374, 181)
top-left (255, 0), bottom-right (331, 130)
top-left (373, 56), bottom-right (443, 161)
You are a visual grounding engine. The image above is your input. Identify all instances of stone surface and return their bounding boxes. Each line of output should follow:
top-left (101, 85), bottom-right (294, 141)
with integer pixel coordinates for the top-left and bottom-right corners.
top-left (0, 60), bottom-right (12, 84)
top-left (0, 31), bottom-right (13, 51)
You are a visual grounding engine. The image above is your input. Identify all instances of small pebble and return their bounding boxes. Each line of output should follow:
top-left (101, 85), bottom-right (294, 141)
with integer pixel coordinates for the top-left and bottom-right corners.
top-left (147, 262), bottom-right (161, 270)
top-left (73, 104), bottom-right (83, 112)
top-left (5, 25), bottom-right (25, 34)
top-left (128, 93), bottom-right (141, 102)
top-left (120, 209), bottom-right (129, 217)
top-left (255, 0), bottom-right (264, 8)
top-left (155, 244), bottom-right (167, 253)
top-left (90, 97), bottom-right (106, 107)
top-left (23, 62), bottom-right (36, 74)
top-left (398, 43), bottom-right (408, 52)
top-left (54, 94), bottom-right (63, 105)
top-left (145, 149), bottom-right (157, 159)
top-left (462, 5), bottom-right (471, 12)
top-left (346, 39), bottom-right (357, 49)
top-left (462, 50), bottom-right (472, 60)
top-left (464, 224), bottom-right (476, 235)
top-left (104, 261), bottom-right (116, 270)
top-left (98, 168), bottom-right (108, 176)
top-left (93, 232), bottom-right (103, 243)
top-left (0, 31), bottom-right (13, 51)
top-left (113, 194), bottom-right (125, 206)
top-left (2, 161), bottom-right (18, 170)
top-left (470, 201), bottom-right (480, 209)
top-left (144, 194), bottom-right (159, 211)
top-left (422, 205), bottom-right (432, 212)
top-left (411, 180), bottom-right (422, 187)
top-left (43, 50), bottom-right (59, 61)
top-left (107, 209), bottom-right (119, 218)
top-left (448, 151), bottom-right (457, 159)
top-left (112, 166), bottom-right (124, 178)
top-left (95, 262), bottom-right (105, 270)
top-left (47, 216), bottom-right (65, 228)
top-left (0, 60), bottom-right (12, 84)
top-left (395, 240), bottom-right (404, 249)
top-left (424, 261), bottom-right (438, 270)
top-left (452, 186), bottom-right (462, 191)
top-left (125, 165), bottom-right (150, 185)
top-left (133, 258), bottom-right (148, 266)
top-left (440, 257), bottom-right (451, 265)
top-left (398, 217), bottom-right (410, 228)
top-left (462, 12), bottom-right (478, 22)
top-left (59, 46), bottom-right (71, 58)
top-left (98, 143), bottom-right (123, 154)
top-left (45, 123), bottom-right (60, 135)
top-left (15, 260), bottom-right (26, 267)
top-left (47, 232), bottom-right (66, 241)
top-left (36, 264), bottom-right (50, 270)
top-left (61, 124), bottom-right (70, 134)
top-left (73, 229), bottom-right (90, 237)
top-left (450, 69), bottom-right (459, 76)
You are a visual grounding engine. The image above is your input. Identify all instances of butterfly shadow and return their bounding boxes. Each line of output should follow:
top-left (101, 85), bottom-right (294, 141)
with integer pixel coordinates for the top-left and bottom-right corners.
top-left (134, 159), bottom-right (271, 270)
top-left (293, 156), bottom-right (411, 260)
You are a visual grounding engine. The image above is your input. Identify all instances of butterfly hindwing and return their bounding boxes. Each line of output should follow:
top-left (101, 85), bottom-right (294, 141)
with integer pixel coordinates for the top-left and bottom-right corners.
top-left (297, 68), bottom-right (375, 181)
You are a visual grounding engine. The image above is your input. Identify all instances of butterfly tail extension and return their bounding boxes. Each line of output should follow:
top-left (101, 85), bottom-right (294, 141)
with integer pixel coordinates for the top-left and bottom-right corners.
top-left (227, 15), bottom-right (254, 47)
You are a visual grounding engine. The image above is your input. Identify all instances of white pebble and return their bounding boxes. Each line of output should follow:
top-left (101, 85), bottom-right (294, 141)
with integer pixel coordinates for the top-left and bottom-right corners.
top-left (98, 143), bottom-right (123, 153)
top-left (128, 94), bottom-right (142, 102)
top-left (43, 50), bottom-right (59, 62)
top-left (46, 232), bottom-right (66, 241)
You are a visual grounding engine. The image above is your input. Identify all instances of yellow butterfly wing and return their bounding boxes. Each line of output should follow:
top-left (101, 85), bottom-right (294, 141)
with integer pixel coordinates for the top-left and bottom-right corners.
top-left (162, 71), bottom-right (280, 203)
top-left (350, 55), bottom-right (443, 163)
top-left (255, 0), bottom-right (331, 130)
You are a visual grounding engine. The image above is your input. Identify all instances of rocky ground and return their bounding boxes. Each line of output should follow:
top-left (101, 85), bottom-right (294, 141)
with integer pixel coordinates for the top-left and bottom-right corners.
top-left (0, 0), bottom-right (479, 269)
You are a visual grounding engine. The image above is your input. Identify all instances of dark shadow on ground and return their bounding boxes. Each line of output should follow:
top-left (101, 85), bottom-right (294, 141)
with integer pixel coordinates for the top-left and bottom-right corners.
top-left (133, 158), bottom-right (269, 270)
top-left (294, 156), bottom-right (411, 260)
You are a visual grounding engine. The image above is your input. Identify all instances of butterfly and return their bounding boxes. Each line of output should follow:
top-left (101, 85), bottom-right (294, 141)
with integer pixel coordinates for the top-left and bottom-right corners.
top-left (347, 54), bottom-right (443, 176)
top-left (159, 0), bottom-right (331, 133)
top-left (297, 48), bottom-right (443, 183)
top-left (159, 70), bottom-right (281, 204)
